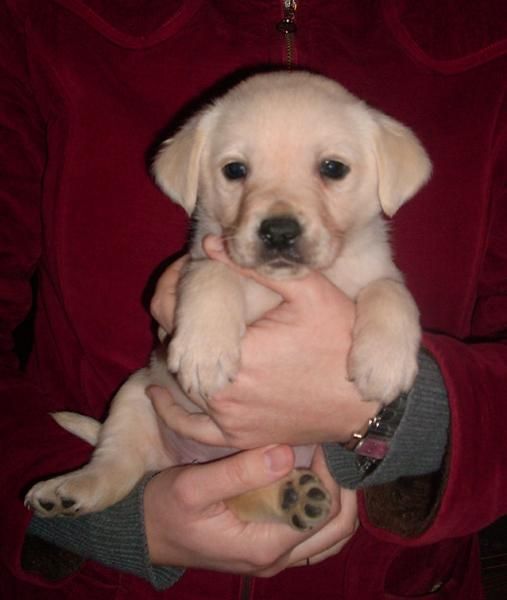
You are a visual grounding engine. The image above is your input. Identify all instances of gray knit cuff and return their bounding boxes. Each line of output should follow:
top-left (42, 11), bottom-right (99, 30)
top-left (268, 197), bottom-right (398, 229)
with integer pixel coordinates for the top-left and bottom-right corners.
top-left (27, 474), bottom-right (184, 590)
top-left (323, 349), bottom-right (449, 489)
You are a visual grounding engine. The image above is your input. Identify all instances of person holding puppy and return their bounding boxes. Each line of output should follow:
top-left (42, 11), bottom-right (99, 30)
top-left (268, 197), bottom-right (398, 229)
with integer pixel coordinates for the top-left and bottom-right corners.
top-left (1, 1), bottom-right (506, 599)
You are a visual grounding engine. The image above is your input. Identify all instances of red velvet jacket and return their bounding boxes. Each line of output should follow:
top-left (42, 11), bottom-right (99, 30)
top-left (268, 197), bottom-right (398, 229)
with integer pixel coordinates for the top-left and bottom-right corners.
top-left (1, 1), bottom-right (507, 598)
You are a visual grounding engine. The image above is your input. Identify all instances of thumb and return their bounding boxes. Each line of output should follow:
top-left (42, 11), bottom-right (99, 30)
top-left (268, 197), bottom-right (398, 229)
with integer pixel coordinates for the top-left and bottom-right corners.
top-left (186, 445), bottom-right (295, 508)
top-left (202, 234), bottom-right (324, 303)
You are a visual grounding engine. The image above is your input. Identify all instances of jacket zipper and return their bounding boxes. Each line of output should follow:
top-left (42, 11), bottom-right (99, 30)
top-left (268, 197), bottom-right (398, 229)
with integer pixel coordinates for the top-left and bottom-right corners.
top-left (240, 574), bottom-right (252, 600)
top-left (276, 0), bottom-right (298, 68)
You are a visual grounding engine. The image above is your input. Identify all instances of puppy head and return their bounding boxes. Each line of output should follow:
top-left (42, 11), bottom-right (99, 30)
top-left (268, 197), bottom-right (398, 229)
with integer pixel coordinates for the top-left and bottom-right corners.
top-left (153, 72), bottom-right (431, 277)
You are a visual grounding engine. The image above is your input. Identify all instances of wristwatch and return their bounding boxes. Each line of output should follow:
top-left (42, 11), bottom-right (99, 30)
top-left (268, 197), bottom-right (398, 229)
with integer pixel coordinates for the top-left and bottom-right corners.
top-left (343, 392), bottom-right (408, 477)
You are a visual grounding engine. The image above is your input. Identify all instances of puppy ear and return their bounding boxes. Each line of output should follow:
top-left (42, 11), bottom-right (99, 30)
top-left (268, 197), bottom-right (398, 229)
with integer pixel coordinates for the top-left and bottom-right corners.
top-left (372, 111), bottom-right (432, 217)
top-left (152, 109), bottom-right (214, 215)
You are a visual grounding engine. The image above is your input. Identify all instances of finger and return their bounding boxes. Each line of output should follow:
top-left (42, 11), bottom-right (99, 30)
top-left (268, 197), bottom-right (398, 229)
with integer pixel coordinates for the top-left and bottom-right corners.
top-left (147, 385), bottom-right (229, 446)
top-left (290, 533), bottom-right (356, 568)
top-left (178, 445), bottom-right (296, 509)
top-left (203, 235), bottom-right (326, 303)
top-left (287, 488), bottom-right (358, 568)
top-left (150, 255), bottom-right (189, 330)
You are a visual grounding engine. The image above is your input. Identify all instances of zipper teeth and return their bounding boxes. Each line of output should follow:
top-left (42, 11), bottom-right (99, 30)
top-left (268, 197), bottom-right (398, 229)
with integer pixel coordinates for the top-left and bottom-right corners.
top-left (277, 0), bottom-right (297, 69)
top-left (240, 575), bottom-right (252, 600)
top-left (286, 31), bottom-right (294, 69)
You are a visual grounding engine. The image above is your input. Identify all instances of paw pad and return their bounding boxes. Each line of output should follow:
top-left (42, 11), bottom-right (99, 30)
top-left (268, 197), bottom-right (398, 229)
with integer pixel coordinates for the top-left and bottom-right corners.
top-left (280, 469), bottom-right (331, 531)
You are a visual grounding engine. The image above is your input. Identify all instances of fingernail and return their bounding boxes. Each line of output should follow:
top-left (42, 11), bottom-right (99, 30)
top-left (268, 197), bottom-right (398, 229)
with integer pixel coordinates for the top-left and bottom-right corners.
top-left (264, 446), bottom-right (292, 472)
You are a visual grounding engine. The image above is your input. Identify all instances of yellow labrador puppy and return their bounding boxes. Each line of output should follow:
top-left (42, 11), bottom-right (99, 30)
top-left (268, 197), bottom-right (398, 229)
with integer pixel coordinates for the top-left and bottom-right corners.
top-left (25, 72), bottom-right (431, 531)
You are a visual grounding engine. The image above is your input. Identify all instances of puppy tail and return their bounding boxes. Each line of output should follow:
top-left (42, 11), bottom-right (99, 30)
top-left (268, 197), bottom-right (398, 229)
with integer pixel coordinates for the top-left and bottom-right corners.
top-left (51, 411), bottom-right (101, 446)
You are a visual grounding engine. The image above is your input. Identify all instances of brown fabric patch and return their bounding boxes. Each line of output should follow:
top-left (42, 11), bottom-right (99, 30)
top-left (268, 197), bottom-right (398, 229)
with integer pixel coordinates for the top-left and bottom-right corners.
top-left (364, 445), bottom-right (449, 537)
top-left (21, 534), bottom-right (84, 581)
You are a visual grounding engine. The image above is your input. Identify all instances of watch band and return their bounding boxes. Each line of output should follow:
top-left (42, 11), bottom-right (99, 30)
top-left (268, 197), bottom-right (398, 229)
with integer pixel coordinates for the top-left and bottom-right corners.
top-left (344, 392), bottom-right (408, 477)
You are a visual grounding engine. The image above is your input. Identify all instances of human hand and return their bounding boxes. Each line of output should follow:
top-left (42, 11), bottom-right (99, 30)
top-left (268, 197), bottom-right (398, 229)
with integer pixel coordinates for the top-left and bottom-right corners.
top-left (143, 432), bottom-right (356, 575)
top-left (153, 235), bottom-right (380, 449)
top-left (144, 444), bottom-right (308, 575)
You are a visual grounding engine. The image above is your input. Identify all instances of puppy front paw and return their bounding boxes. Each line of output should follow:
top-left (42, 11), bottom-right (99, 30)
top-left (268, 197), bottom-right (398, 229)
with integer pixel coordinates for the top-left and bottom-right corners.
top-left (348, 326), bottom-right (419, 404)
top-left (169, 320), bottom-right (245, 402)
top-left (349, 279), bottom-right (421, 404)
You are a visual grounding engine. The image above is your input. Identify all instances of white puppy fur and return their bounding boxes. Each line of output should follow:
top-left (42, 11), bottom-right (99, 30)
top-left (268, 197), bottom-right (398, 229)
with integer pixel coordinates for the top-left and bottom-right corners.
top-left (26, 72), bottom-right (431, 530)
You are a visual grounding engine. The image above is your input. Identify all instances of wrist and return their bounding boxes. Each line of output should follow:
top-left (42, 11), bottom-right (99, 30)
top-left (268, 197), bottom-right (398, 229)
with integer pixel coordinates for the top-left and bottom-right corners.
top-left (327, 376), bottom-right (380, 444)
top-left (341, 393), bottom-right (409, 477)
top-left (323, 348), bottom-right (449, 489)
top-left (340, 398), bottom-right (381, 444)
top-left (144, 471), bottom-right (179, 567)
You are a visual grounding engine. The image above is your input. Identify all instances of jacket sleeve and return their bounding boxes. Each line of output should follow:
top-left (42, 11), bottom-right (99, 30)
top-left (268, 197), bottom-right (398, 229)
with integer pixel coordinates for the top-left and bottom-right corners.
top-left (0, 4), bottom-right (168, 588)
top-left (360, 107), bottom-right (507, 545)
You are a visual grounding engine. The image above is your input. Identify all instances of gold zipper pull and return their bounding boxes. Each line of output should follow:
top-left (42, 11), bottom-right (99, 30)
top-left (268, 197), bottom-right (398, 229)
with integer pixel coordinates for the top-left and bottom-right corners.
top-left (276, 0), bottom-right (297, 34)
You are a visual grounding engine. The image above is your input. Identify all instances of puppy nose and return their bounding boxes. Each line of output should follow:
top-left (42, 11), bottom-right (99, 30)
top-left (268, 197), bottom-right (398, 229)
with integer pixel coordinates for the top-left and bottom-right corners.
top-left (258, 217), bottom-right (302, 249)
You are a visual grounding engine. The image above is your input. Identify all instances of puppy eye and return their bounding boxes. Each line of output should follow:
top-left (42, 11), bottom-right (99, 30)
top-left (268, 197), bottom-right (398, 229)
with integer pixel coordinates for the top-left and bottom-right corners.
top-left (319, 159), bottom-right (350, 180)
top-left (222, 161), bottom-right (248, 180)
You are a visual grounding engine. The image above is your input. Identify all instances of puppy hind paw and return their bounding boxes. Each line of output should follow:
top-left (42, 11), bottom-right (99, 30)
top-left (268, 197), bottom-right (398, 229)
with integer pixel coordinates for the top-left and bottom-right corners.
top-left (24, 470), bottom-right (111, 518)
top-left (280, 469), bottom-right (330, 531)
top-left (25, 477), bottom-right (83, 518)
